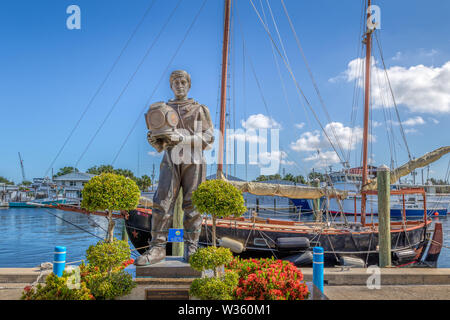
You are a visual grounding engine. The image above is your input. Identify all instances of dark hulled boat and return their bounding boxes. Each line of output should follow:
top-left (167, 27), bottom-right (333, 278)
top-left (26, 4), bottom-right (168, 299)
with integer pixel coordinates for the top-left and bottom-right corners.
top-left (125, 207), bottom-right (440, 267)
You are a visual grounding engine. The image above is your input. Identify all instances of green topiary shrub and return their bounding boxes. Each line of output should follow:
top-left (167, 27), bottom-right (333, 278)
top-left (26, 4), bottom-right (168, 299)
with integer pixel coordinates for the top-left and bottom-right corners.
top-left (189, 246), bottom-right (234, 273)
top-left (192, 179), bottom-right (246, 246)
top-left (81, 239), bottom-right (136, 300)
top-left (21, 271), bottom-right (93, 300)
top-left (189, 271), bottom-right (239, 300)
top-left (86, 239), bottom-right (130, 274)
top-left (82, 269), bottom-right (135, 300)
top-left (81, 173), bottom-right (140, 242)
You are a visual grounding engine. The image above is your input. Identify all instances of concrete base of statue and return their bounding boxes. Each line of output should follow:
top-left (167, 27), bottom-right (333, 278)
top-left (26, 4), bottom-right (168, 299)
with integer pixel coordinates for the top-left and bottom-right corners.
top-left (135, 256), bottom-right (201, 278)
top-left (130, 256), bottom-right (201, 300)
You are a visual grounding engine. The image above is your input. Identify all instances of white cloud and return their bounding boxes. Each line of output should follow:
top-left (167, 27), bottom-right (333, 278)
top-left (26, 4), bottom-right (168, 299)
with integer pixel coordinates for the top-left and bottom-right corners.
top-left (228, 131), bottom-right (266, 144)
top-left (419, 48), bottom-right (438, 58)
top-left (388, 116), bottom-right (426, 127)
top-left (258, 151), bottom-right (294, 167)
top-left (331, 58), bottom-right (450, 114)
top-left (290, 131), bottom-right (323, 152)
top-left (373, 121), bottom-right (382, 128)
top-left (401, 116), bottom-right (425, 126)
top-left (147, 151), bottom-right (160, 156)
top-left (429, 118), bottom-right (439, 124)
top-left (290, 122), bottom-right (368, 153)
top-left (290, 122), bottom-right (376, 168)
top-left (392, 51), bottom-right (403, 61)
top-left (323, 122), bottom-right (366, 150)
top-left (295, 122), bottom-right (305, 129)
top-left (303, 151), bottom-right (340, 168)
top-left (241, 114), bottom-right (281, 130)
top-left (404, 128), bottom-right (418, 134)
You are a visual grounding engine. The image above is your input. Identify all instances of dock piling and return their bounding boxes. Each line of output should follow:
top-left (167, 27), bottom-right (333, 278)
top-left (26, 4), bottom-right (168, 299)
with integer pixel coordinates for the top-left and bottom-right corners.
top-left (121, 223), bottom-right (128, 242)
top-left (377, 165), bottom-right (392, 267)
top-left (313, 179), bottom-right (321, 222)
top-left (172, 188), bottom-right (184, 256)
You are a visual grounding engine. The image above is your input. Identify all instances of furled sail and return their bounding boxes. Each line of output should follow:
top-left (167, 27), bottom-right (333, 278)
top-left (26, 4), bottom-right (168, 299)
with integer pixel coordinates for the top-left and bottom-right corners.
top-left (217, 171), bottom-right (347, 200)
top-left (362, 146), bottom-right (450, 191)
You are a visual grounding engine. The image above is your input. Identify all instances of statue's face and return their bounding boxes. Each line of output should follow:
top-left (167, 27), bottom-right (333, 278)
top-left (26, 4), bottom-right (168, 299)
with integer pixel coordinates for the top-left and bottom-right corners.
top-left (171, 76), bottom-right (190, 100)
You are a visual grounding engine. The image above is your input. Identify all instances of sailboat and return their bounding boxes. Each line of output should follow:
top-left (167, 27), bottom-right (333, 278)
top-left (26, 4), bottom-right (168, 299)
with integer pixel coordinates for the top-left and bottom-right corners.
top-left (324, 169), bottom-right (448, 217)
top-left (124, 0), bottom-right (446, 267)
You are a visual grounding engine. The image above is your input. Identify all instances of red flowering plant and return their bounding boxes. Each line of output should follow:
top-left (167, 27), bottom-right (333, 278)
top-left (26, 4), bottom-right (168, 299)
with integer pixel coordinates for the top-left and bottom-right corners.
top-left (226, 257), bottom-right (309, 300)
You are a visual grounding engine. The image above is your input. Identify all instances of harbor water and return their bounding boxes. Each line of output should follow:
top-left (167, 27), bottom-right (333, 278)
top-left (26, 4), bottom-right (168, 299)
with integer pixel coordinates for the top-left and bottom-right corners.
top-left (0, 207), bottom-right (449, 268)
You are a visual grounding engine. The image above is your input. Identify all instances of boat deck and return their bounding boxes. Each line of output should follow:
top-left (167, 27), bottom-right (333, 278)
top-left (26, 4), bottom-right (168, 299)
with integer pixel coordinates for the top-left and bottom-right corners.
top-left (211, 216), bottom-right (431, 234)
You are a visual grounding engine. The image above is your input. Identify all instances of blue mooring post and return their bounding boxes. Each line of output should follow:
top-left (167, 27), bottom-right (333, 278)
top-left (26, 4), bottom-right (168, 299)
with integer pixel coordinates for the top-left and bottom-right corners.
top-left (313, 247), bottom-right (324, 293)
top-left (53, 246), bottom-right (66, 277)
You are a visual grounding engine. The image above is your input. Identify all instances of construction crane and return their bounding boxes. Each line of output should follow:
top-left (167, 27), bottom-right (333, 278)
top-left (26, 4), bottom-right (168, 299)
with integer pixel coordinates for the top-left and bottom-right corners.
top-left (18, 152), bottom-right (26, 182)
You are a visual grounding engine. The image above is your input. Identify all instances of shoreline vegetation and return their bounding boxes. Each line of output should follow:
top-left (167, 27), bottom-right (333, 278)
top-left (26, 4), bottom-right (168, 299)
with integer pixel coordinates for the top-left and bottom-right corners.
top-left (3, 166), bottom-right (449, 193)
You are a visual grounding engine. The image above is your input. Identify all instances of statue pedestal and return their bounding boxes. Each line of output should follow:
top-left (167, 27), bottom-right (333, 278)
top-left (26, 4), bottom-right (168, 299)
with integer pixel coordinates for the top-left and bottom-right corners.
top-left (135, 256), bottom-right (201, 278)
top-left (134, 256), bottom-right (200, 300)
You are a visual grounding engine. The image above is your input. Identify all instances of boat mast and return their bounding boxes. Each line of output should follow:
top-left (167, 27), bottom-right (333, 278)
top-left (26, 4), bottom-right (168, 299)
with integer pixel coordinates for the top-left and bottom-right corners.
top-left (217, 0), bottom-right (232, 176)
top-left (361, 0), bottom-right (372, 225)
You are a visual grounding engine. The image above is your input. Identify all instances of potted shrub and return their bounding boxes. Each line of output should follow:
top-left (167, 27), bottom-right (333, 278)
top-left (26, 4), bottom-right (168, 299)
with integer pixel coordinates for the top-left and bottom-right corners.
top-left (189, 246), bottom-right (238, 300)
top-left (80, 173), bottom-right (139, 299)
top-left (80, 239), bottom-right (136, 300)
top-left (81, 173), bottom-right (140, 243)
top-left (21, 270), bottom-right (93, 300)
top-left (191, 179), bottom-right (246, 247)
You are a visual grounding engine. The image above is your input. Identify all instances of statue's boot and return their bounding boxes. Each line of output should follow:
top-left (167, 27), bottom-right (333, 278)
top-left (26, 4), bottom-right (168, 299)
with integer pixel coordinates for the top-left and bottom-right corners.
top-left (183, 230), bottom-right (200, 262)
top-left (134, 246), bottom-right (166, 266)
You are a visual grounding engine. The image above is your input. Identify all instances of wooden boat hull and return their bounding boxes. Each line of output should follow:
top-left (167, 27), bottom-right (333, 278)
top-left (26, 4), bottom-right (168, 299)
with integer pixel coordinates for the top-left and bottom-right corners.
top-left (125, 209), bottom-right (435, 267)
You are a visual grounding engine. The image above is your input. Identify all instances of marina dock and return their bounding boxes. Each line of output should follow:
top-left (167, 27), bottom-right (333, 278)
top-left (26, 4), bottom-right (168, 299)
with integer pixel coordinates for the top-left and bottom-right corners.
top-left (1, 267), bottom-right (450, 300)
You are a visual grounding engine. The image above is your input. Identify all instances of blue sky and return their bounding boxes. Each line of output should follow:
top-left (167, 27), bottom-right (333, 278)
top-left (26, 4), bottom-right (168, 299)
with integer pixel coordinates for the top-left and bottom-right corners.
top-left (0, 0), bottom-right (449, 183)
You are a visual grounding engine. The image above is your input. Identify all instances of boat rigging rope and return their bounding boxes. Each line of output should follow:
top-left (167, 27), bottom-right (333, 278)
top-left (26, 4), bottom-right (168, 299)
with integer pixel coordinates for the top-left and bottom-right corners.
top-left (76, 0), bottom-right (186, 168)
top-left (42, 208), bottom-right (140, 258)
top-left (258, 0), bottom-right (296, 124)
top-left (111, 0), bottom-right (208, 165)
top-left (279, 0), bottom-right (347, 162)
top-left (346, 0), bottom-right (366, 164)
top-left (247, 0), bottom-right (345, 165)
top-left (44, 0), bottom-right (157, 176)
top-left (374, 32), bottom-right (412, 162)
top-left (42, 209), bottom-right (104, 240)
top-left (234, 4), bottom-right (314, 177)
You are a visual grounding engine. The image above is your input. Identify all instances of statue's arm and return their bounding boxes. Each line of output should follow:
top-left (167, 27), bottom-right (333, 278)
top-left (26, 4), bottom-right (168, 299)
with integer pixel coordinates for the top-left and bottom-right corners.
top-left (147, 131), bottom-right (165, 153)
top-left (174, 105), bottom-right (214, 150)
top-left (198, 105), bottom-right (215, 150)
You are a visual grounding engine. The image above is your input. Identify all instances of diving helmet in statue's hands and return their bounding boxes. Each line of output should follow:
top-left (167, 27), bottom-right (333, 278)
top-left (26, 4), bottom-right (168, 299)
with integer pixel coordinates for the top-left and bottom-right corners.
top-left (145, 102), bottom-right (182, 152)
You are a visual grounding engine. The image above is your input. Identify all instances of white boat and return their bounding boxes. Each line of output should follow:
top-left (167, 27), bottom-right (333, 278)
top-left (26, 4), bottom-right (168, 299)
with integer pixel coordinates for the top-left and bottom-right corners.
top-left (326, 169), bottom-right (448, 217)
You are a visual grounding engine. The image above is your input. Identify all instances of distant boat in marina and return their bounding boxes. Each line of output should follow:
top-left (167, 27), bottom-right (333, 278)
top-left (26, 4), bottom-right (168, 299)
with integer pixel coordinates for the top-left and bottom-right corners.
top-left (321, 169), bottom-right (448, 217)
top-left (8, 198), bottom-right (68, 208)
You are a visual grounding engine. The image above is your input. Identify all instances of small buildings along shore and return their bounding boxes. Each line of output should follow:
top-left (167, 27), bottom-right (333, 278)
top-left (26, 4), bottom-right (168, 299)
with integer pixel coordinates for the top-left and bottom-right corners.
top-left (53, 172), bottom-right (95, 201)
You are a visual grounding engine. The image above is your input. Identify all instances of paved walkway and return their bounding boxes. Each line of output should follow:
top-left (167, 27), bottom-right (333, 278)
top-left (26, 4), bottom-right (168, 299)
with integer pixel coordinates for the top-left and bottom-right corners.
top-left (0, 283), bottom-right (27, 300)
top-left (2, 283), bottom-right (450, 300)
top-left (324, 285), bottom-right (450, 300)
